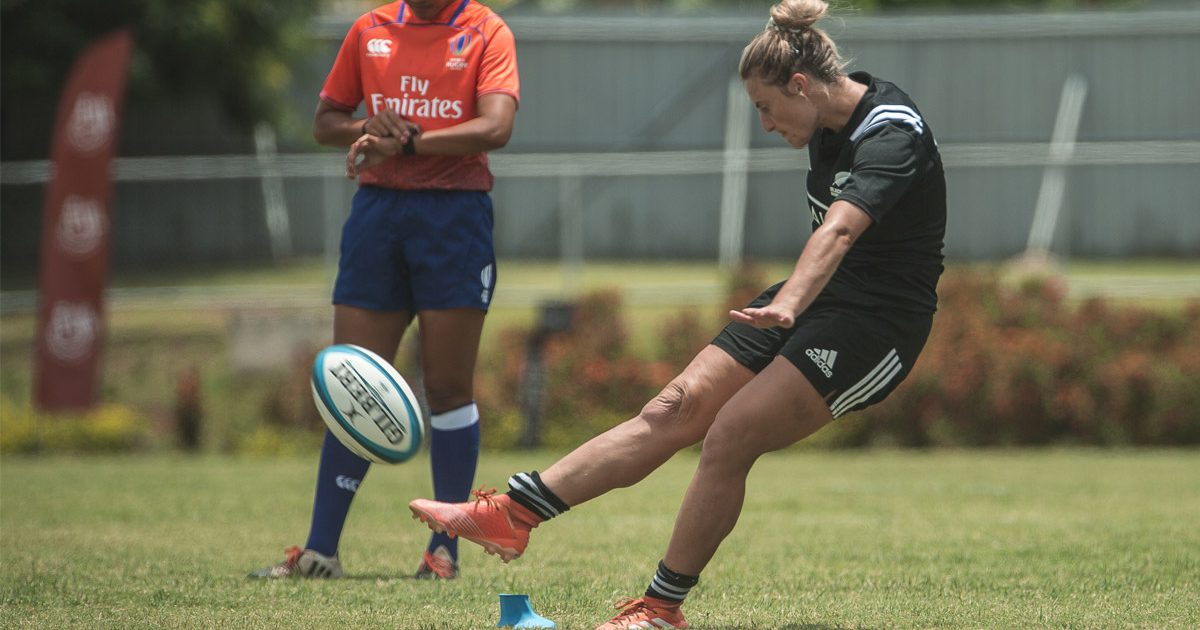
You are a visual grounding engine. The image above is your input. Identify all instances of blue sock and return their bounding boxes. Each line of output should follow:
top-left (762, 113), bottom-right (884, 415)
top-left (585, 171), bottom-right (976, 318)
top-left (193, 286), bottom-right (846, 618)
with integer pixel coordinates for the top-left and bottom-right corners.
top-left (304, 430), bottom-right (371, 557)
top-left (427, 402), bottom-right (481, 561)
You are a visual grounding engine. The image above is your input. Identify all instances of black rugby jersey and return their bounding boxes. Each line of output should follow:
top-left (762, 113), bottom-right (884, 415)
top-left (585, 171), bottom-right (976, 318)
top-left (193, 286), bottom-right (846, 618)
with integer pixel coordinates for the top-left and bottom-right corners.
top-left (807, 71), bottom-right (946, 314)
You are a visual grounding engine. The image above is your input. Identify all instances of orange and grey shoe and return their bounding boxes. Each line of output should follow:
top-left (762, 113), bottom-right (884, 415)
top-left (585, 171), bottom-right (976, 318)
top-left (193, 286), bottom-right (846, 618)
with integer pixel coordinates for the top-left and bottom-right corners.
top-left (415, 544), bottom-right (459, 580)
top-left (408, 487), bottom-right (540, 563)
top-left (247, 545), bottom-right (343, 579)
top-left (594, 596), bottom-right (689, 630)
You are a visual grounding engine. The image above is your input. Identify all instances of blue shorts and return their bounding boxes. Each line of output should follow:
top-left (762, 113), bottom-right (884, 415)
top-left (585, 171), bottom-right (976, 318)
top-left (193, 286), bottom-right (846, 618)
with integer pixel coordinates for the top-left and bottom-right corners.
top-left (333, 186), bottom-right (496, 312)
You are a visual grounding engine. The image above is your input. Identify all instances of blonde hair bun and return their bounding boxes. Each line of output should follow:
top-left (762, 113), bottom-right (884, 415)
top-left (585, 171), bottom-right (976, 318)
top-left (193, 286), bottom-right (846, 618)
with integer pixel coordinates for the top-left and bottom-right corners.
top-left (741, 0), bottom-right (844, 85)
top-left (770, 0), bottom-right (829, 32)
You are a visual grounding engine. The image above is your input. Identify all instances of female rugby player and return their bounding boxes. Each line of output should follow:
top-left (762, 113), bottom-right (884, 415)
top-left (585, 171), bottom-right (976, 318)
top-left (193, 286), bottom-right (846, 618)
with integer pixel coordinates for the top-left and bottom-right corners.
top-left (410, 0), bottom-right (945, 625)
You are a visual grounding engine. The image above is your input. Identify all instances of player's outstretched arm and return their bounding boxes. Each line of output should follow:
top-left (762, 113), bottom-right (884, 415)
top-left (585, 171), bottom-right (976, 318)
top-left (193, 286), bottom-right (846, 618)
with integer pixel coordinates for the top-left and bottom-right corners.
top-left (730, 200), bottom-right (873, 329)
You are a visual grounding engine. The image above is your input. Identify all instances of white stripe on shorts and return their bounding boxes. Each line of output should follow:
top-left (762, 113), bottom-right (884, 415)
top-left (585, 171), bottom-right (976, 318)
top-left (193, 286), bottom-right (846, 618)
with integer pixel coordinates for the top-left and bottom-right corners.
top-left (829, 349), bottom-right (902, 418)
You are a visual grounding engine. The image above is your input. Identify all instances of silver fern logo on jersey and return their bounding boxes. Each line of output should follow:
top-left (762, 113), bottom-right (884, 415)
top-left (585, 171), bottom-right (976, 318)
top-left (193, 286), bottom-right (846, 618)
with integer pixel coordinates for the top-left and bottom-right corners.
top-left (830, 171), bottom-right (852, 198)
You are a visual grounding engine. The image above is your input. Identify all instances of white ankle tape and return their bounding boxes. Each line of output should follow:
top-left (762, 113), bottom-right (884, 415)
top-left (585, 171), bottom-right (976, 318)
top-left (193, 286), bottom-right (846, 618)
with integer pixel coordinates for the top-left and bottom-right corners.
top-left (430, 403), bottom-right (479, 431)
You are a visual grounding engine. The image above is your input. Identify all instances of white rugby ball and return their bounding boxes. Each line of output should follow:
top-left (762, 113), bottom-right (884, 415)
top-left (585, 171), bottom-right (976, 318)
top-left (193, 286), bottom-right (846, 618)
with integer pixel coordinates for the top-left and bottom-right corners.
top-left (310, 344), bottom-right (424, 464)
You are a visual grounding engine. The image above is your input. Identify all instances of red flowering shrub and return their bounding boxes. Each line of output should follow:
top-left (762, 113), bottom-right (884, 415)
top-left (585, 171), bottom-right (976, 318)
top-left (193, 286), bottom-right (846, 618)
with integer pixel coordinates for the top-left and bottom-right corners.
top-left (477, 290), bottom-right (670, 449)
top-left (477, 267), bottom-right (1200, 449)
top-left (852, 269), bottom-right (1200, 447)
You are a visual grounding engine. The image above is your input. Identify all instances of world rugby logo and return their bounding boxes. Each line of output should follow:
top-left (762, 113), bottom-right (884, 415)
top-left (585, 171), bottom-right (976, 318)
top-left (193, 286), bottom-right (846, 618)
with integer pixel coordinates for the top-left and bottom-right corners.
top-left (445, 33), bottom-right (472, 70)
top-left (366, 38), bottom-right (393, 57)
top-left (46, 301), bottom-right (99, 363)
top-left (57, 196), bottom-right (107, 257)
top-left (66, 92), bottom-right (115, 154)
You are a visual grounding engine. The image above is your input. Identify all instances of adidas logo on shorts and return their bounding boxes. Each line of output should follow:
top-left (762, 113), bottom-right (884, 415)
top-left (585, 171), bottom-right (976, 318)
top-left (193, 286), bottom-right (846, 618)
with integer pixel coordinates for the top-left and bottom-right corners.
top-left (806, 348), bottom-right (837, 378)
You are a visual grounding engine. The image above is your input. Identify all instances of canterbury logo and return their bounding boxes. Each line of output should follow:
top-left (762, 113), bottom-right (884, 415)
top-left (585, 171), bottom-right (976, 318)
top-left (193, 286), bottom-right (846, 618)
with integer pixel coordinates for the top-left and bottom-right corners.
top-left (336, 475), bottom-right (360, 492)
top-left (366, 38), bottom-right (393, 57)
top-left (806, 348), bottom-right (838, 378)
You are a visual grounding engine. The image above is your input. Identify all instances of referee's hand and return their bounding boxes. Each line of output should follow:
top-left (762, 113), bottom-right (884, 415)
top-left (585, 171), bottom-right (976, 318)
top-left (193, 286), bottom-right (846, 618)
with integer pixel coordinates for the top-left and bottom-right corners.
top-left (365, 110), bottom-right (421, 139)
top-left (346, 134), bottom-right (401, 179)
top-left (729, 304), bottom-right (796, 329)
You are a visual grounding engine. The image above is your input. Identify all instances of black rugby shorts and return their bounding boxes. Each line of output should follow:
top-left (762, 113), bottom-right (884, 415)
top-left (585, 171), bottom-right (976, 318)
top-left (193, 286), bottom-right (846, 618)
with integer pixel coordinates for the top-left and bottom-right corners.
top-left (712, 281), bottom-right (933, 418)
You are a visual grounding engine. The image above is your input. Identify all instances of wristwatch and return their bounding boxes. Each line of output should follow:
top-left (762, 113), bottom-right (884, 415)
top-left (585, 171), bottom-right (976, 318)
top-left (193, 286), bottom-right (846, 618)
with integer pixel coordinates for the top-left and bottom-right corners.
top-left (401, 127), bottom-right (419, 155)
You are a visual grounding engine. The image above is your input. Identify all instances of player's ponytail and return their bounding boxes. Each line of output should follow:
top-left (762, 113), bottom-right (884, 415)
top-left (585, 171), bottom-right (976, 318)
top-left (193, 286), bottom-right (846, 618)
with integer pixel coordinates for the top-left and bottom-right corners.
top-left (739, 0), bottom-right (845, 86)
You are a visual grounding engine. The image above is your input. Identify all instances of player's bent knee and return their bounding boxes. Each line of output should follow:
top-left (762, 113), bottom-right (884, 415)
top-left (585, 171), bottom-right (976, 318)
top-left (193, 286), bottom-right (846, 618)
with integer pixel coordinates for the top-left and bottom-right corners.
top-left (698, 421), bottom-right (761, 470)
top-left (639, 380), bottom-right (710, 443)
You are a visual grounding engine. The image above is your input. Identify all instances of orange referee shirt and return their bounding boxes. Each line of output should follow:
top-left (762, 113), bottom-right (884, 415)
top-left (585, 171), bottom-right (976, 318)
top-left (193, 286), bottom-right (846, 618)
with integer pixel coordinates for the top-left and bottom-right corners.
top-left (320, 0), bottom-right (520, 191)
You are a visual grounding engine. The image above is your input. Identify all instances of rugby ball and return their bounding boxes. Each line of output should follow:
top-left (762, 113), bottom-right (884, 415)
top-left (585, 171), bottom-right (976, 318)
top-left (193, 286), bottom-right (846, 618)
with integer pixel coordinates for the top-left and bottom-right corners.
top-left (310, 344), bottom-right (424, 464)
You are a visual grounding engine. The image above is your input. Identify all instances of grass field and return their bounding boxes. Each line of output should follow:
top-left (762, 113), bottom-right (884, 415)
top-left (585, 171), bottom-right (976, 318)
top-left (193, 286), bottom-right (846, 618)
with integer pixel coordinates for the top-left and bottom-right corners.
top-left (2, 450), bottom-right (1198, 628)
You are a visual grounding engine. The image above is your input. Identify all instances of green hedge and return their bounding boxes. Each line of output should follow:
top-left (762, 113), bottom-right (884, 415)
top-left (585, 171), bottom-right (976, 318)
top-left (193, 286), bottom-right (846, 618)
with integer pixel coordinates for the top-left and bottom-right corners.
top-left (5, 267), bottom-right (1195, 454)
top-left (839, 271), bottom-right (1200, 447)
top-left (477, 268), bottom-right (1200, 449)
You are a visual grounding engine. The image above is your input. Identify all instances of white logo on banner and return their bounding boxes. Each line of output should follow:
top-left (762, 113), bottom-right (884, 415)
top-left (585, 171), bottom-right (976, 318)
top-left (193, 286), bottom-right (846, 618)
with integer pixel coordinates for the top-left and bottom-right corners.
top-left (46, 302), bottom-right (99, 363)
top-left (66, 92), bottom-right (115, 153)
top-left (57, 196), bottom-right (107, 257)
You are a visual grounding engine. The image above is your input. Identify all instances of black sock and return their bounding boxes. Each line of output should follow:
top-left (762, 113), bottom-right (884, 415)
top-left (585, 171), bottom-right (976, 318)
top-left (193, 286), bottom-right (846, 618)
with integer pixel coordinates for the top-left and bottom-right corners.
top-left (505, 470), bottom-right (570, 520)
top-left (645, 560), bottom-right (699, 603)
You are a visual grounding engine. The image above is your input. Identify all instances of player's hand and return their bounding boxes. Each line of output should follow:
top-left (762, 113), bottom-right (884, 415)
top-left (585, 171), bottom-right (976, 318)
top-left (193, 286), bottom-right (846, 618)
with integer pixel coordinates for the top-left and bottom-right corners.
top-left (729, 303), bottom-right (796, 329)
top-left (346, 134), bottom-right (402, 179)
top-left (364, 110), bottom-right (421, 142)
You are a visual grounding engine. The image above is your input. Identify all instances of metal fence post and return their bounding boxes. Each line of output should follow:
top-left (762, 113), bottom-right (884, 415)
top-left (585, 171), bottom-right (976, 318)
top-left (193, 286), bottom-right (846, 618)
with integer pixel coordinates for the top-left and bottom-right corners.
top-left (718, 76), bottom-right (751, 270)
top-left (1025, 74), bottom-right (1089, 259)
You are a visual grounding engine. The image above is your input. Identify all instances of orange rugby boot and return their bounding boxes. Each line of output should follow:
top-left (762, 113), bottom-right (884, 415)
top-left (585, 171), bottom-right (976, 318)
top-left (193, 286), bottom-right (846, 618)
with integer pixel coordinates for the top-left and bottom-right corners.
top-left (414, 544), bottom-right (458, 580)
top-left (595, 596), bottom-right (689, 630)
top-left (408, 487), bottom-right (540, 563)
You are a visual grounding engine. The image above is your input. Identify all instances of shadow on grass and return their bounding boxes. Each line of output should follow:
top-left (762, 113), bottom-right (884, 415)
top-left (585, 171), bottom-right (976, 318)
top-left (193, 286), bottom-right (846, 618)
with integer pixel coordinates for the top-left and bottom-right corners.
top-left (336, 573), bottom-right (426, 582)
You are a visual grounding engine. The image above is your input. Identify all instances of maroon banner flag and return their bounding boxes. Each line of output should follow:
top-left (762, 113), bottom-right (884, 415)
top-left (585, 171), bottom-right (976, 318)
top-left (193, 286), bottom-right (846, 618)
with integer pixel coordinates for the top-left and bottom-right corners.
top-left (34, 29), bottom-right (133, 412)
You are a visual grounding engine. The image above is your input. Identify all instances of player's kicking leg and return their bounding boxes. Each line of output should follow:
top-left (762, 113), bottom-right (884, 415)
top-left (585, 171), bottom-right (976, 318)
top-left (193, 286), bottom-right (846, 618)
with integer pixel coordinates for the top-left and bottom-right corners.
top-left (408, 345), bottom-right (753, 561)
top-left (594, 356), bottom-right (835, 629)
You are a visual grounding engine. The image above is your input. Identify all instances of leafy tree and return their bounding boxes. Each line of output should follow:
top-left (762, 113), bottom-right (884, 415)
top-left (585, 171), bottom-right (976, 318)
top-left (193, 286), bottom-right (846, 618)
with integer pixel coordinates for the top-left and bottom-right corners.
top-left (1, 0), bottom-right (322, 132)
